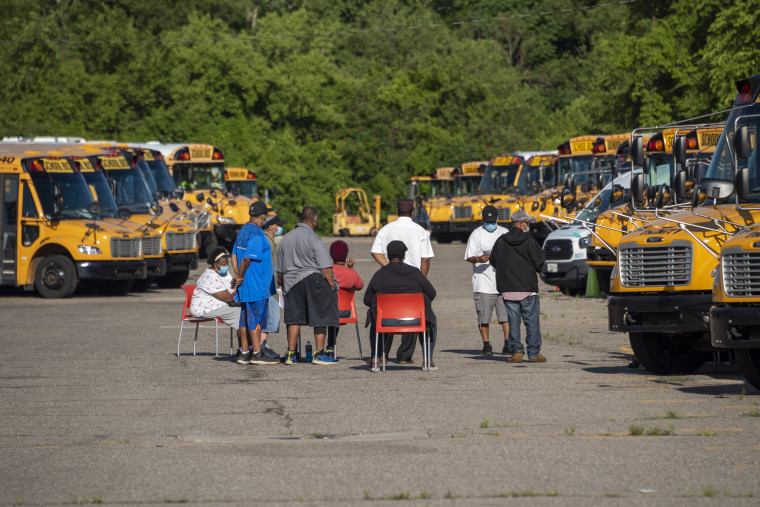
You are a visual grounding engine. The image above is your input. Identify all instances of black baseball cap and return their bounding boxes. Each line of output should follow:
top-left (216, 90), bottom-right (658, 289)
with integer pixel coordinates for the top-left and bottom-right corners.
top-left (482, 205), bottom-right (498, 223)
top-left (263, 215), bottom-right (287, 228)
top-left (249, 201), bottom-right (271, 216)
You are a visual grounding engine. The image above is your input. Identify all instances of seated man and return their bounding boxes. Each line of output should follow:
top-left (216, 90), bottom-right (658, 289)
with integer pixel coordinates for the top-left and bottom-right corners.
top-left (363, 240), bottom-right (437, 371)
top-left (189, 247), bottom-right (243, 359)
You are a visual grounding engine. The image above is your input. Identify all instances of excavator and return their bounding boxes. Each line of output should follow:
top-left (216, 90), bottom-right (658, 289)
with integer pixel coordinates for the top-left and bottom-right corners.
top-left (332, 188), bottom-right (383, 236)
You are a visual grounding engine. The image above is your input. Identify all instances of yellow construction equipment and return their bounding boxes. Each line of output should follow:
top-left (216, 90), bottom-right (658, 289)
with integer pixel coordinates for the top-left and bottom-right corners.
top-left (332, 188), bottom-right (382, 236)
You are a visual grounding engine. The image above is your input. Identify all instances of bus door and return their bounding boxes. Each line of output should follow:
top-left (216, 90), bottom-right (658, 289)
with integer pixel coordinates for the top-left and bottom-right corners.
top-left (0, 174), bottom-right (19, 284)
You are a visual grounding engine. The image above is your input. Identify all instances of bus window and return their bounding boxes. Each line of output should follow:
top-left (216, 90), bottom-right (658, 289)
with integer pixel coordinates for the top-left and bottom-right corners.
top-left (22, 183), bottom-right (38, 218)
top-left (3, 178), bottom-right (17, 225)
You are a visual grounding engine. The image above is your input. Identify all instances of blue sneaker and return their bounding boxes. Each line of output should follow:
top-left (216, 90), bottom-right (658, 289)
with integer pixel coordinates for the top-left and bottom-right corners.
top-left (284, 351), bottom-right (298, 365)
top-left (312, 353), bottom-right (338, 365)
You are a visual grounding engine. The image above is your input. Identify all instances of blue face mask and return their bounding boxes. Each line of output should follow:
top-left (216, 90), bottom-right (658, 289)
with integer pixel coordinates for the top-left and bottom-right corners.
top-left (218, 266), bottom-right (229, 276)
top-left (484, 223), bottom-right (498, 232)
top-left (275, 226), bottom-right (284, 237)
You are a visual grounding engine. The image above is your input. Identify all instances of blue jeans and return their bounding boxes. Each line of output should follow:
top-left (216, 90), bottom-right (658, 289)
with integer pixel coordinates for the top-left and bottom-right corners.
top-left (504, 295), bottom-right (542, 358)
top-left (260, 295), bottom-right (280, 334)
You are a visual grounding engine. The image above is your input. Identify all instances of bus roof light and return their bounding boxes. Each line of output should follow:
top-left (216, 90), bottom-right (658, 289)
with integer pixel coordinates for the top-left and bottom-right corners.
top-left (30, 160), bottom-right (43, 171)
top-left (247, 172), bottom-right (256, 180)
top-left (212, 148), bottom-right (223, 160)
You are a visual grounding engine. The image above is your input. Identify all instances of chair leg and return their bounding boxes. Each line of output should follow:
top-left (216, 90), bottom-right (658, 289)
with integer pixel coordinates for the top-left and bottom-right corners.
top-left (193, 323), bottom-right (199, 356)
top-left (355, 322), bottom-right (363, 361)
top-left (421, 331), bottom-right (427, 372)
top-left (374, 332), bottom-right (378, 371)
top-left (229, 328), bottom-right (234, 356)
top-left (382, 334), bottom-right (386, 371)
top-left (215, 321), bottom-right (219, 357)
top-left (178, 321), bottom-right (186, 357)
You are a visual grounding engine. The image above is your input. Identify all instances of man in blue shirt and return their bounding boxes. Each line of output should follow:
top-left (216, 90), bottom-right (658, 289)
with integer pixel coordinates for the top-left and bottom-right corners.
top-left (232, 201), bottom-right (278, 365)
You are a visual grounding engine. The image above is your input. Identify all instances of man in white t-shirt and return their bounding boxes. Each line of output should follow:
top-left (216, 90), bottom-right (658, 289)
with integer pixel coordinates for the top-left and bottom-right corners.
top-left (464, 205), bottom-right (509, 356)
top-left (370, 198), bottom-right (435, 362)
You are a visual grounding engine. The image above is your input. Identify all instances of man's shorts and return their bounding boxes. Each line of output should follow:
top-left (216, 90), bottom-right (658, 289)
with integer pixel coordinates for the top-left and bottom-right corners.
top-left (474, 292), bottom-right (509, 324)
top-left (260, 294), bottom-right (280, 334)
top-left (239, 299), bottom-right (268, 331)
top-left (284, 273), bottom-right (339, 328)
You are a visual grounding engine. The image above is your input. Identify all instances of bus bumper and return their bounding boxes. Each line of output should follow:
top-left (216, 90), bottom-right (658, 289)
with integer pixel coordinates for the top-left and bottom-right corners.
top-left (76, 260), bottom-right (147, 280)
top-left (540, 258), bottom-right (588, 291)
top-left (214, 224), bottom-right (242, 247)
top-left (450, 221), bottom-right (478, 233)
top-left (608, 293), bottom-right (711, 333)
top-left (166, 252), bottom-right (198, 272)
top-left (710, 305), bottom-right (760, 349)
top-left (145, 257), bottom-right (167, 278)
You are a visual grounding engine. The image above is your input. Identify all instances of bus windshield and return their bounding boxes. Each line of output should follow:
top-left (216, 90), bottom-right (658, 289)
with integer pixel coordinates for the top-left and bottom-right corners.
top-left (145, 158), bottom-right (178, 197)
top-left (558, 155), bottom-right (592, 184)
top-left (101, 166), bottom-right (154, 214)
top-left (479, 164), bottom-right (521, 194)
top-left (136, 160), bottom-right (159, 200)
top-left (574, 186), bottom-right (627, 224)
top-left (227, 180), bottom-right (258, 199)
top-left (80, 170), bottom-right (119, 218)
top-left (455, 176), bottom-right (481, 196)
top-left (173, 163), bottom-right (225, 190)
top-left (30, 171), bottom-right (97, 220)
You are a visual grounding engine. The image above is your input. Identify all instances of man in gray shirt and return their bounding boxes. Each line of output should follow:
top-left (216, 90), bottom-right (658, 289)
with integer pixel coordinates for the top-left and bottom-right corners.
top-left (275, 206), bottom-right (339, 365)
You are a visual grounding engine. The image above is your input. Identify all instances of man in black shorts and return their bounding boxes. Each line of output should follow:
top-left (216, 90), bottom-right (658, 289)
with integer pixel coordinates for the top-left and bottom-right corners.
top-left (275, 206), bottom-right (339, 365)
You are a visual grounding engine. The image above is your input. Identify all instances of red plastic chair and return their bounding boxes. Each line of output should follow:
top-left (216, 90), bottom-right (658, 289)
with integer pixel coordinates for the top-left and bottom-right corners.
top-left (336, 289), bottom-right (363, 360)
top-left (177, 285), bottom-right (234, 357)
top-left (374, 293), bottom-right (431, 372)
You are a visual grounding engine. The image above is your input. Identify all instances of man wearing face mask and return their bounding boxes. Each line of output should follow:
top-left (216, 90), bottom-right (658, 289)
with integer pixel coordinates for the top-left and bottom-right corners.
top-left (259, 214), bottom-right (288, 358)
top-left (489, 210), bottom-right (547, 363)
top-left (189, 247), bottom-right (243, 347)
top-left (464, 205), bottom-right (509, 356)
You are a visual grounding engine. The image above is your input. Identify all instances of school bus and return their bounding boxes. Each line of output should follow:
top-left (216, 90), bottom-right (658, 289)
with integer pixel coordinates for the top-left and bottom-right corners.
top-left (709, 74), bottom-right (760, 389)
top-left (0, 146), bottom-right (146, 298)
top-left (408, 167), bottom-right (454, 203)
top-left (224, 167), bottom-right (258, 199)
top-left (607, 84), bottom-right (758, 374)
top-left (429, 161), bottom-right (486, 243)
top-left (139, 143), bottom-right (253, 255)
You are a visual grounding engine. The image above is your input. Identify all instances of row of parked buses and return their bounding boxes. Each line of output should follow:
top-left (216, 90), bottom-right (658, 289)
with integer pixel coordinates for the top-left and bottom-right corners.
top-left (0, 139), bottom-right (261, 298)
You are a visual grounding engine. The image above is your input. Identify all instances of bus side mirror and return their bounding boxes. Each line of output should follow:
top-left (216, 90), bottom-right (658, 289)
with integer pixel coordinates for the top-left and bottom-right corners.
top-left (701, 178), bottom-right (734, 200)
top-left (53, 182), bottom-right (63, 200)
top-left (655, 184), bottom-right (672, 208)
top-left (691, 185), bottom-right (707, 208)
top-left (108, 179), bottom-right (118, 198)
top-left (735, 125), bottom-right (750, 160)
top-left (610, 184), bottom-right (625, 204)
top-left (531, 200), bottom-right (539, 211)
top-left (642, 158), bottom-right (653, 175)
top-left (631, 136), bottom-right (645, 167)
top-left (674, 170), bottom-right (687, 200)
top-left (673, 136), bottom-right (687, 165)
top-left (51, 182), bottom-right (63, 219)
top-left (51, 201), bottom-right (62, 219)
top-left (630, 172), bottom-right (646, 207)
top-left (87, 202), bottom-right (103, 216)
top-left (169, 202), bottom-right (179, 213)
top-left (173, 189), bottom-right (184, 199)
top-left (734, 167), bottom-right (749, 200)
top-left (196, 193), bottom-right (205, 203)
top-left (207, 197), bottom-right (214, 205)
top-left (185, 200), bottom-right (193, 210)
top-left (561, 188), bottom-right (576, 209)
top-left (118, 208), bottom-right (132, 220)
top-left (540, 199), bottom-right (547, 212)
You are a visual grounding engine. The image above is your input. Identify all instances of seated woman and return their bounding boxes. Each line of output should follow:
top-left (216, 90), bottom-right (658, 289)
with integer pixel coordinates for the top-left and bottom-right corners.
top-left (189, 247), bottom-right (243, 359)
top-left (363, 240), bottom-right (437, 371)
top-left (325, 240), bottom-right (364, 361)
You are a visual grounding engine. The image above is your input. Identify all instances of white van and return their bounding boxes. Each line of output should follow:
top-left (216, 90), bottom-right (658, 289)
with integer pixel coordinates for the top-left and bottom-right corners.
top-left (540, 171), bottom-right (636, 292)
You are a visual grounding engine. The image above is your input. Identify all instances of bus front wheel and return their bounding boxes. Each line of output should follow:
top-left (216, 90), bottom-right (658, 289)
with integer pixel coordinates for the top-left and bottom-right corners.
top-left (35, 255), bottom-right (78, 298)
top-left (736, 349), bottom-right (760, 391)
top-left (629, 332), bottom-right (708, 375)
top-left (157, 270), bottom-right (190, 288)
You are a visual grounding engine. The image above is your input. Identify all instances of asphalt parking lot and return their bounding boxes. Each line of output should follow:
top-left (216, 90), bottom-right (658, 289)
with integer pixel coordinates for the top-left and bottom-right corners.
top-left (2, 236), bottom-right (759, 505)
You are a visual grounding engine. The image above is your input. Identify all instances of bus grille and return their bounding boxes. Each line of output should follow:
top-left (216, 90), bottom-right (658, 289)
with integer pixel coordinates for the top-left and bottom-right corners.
top-left (453, 206), bottom-right (472, 219)
top-left (190, 212), bottom-right (211, 230)
top-left (165, 232), bottom-right (196, 252)
top-left (142, 236), bottom-right (162, 257)
top-left (722, 248), bottom-right (760, 297)
top-left (544, 240), bottom-right (573, 260)
top-left (110, 238), bottom-right (141, 258)
top-left (497, 208), bottom-right (511, 221)
top-left (619, 242), bottom-right (692, 287)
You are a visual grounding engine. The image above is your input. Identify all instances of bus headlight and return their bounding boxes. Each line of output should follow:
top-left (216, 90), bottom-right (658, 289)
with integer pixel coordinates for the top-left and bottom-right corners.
top-left (78, 245), bottom-right (102, 255)
top-left (216, 216), bottom-right (236, 225)
top-left (578, 236), bottom-right (591, 249)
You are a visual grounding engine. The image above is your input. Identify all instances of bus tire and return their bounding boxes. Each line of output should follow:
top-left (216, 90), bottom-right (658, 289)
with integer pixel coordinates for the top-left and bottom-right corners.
top-left (35, 255), bottom-right (78, 298)
top-left (629, 332), bottom-right (707, 375)
top-left (98, 279), bottom-right (135, 296)
top-left (157, 270), bottom-right (190, 288)
top-left (339, 229), bottom-right (349, 237)
top-left (597, 269), bottom-right (611, 295)
top-left (198, 233), bottom-right (218, 260)
top-left (434, 233), bottom-right (453, 244)
top-left (131, 277), bottom-right (154, 292)
top-left (736, 349), bottom-right (760, 391)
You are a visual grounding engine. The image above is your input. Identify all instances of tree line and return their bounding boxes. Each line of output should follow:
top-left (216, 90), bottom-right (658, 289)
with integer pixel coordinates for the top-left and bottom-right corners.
top-left (1, 0), bottom-right (758, 230)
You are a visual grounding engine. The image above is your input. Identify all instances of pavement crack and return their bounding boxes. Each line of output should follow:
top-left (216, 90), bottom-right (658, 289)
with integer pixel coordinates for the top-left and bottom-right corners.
top-left (263, 398), bottom-right (294, 433)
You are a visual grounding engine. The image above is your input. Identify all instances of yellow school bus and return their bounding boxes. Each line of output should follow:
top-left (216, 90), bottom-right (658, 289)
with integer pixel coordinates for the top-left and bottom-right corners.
top-left (139, 143), bottom-right (253, 256)
top-left (709, 74), bottom-right (760, 389)
top-left (224, 167), bottom-right (258, 199)
top-left (429, 161), bottom-right (486, 243)
top-left (0, 146), bottom-right (146, 297)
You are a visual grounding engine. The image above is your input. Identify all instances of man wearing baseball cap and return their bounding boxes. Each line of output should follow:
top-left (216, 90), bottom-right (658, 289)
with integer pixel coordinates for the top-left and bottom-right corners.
top-left (489, 210), bottom-right (547, 363)
top-left (230, 200), bottom-right (278, 365)
top-left (464, 205), bottom-right (509, 356)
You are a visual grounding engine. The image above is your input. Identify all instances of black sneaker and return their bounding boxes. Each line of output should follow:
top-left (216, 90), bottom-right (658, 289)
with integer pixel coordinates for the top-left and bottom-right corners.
top-left (236, 350), bottom-right (251, 364)
top-left (261, 343), bottom-right (280, 359)
top-left (502, 341), bottom-right (509, 354)
top-left (482, 342), bottom-right (493, 356)
top-left (250, 351), bottom-right (279, 365)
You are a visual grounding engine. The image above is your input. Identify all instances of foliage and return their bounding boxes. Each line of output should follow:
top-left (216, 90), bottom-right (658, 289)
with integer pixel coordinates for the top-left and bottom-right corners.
top-left (0, 0), bottom-right (758, 231)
